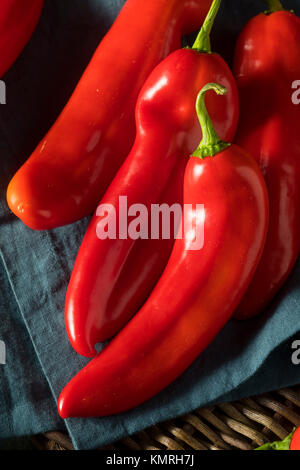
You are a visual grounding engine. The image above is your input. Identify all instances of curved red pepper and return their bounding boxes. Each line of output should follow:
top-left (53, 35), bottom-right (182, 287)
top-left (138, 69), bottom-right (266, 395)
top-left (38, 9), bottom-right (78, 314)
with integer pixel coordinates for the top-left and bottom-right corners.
top-left (0, 0), bottom-right (43, 77)
top-left (233, 0), bottom-right (300, 320)
top-left (6, 0), bottom-right (212, 230)
top-left (65, 0), bottom-right (239, 358)
top-left (58, 83), bottom-right (269, 418)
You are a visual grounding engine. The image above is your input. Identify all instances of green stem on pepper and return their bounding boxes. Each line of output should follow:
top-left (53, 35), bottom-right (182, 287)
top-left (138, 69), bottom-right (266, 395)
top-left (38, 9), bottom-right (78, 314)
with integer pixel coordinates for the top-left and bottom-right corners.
top-left (264, 0), bottom-right (285, 12)
top-left (192, 83), bottom-right (230, 159)
top-left (256, 430), bottom-right (295, 450)
top-left (192, 0), bottom-right (222, 53)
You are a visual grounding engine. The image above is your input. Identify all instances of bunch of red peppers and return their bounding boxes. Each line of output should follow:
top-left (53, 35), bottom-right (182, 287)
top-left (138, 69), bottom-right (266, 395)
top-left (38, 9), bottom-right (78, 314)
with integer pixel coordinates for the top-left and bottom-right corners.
top-left (4, 0), bottom-right (300, 419)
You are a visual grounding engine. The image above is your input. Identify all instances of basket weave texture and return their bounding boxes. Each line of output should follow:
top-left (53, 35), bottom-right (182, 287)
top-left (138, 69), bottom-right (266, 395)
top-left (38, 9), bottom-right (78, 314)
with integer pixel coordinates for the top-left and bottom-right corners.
top-left (32, 386), bottom-right (300, 450)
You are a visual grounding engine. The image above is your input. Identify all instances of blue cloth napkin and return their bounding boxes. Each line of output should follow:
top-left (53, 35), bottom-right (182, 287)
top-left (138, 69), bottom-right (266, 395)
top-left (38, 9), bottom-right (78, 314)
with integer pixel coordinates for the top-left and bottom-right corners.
top-left (0, 0), bottom-right (299, 450)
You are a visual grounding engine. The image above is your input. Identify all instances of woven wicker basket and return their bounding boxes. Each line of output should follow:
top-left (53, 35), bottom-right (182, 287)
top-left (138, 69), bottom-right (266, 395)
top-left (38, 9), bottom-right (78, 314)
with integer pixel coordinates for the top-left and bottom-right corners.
top-left (31, 386), bottom-right (300, 450)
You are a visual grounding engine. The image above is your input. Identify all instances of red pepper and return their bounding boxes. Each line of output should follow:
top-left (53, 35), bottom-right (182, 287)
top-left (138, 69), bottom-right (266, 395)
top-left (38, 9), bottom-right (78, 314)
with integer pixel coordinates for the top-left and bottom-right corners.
top-left (65, 0), bottom-right (239, 358)
top-left (233, 0), bottom-right (300, 320)
top-left (6, 0), bottom-right (212, 230)
top-left (0, 0), bottom-right (43, 77)
top-left (58, 82), bottom-right (269, 418)
top-left (290, 427), bottom-right (300, 450)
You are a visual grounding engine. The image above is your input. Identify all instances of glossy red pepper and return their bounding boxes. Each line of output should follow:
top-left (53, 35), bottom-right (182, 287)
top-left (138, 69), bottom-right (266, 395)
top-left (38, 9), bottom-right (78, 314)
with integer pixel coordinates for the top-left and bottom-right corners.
top-left (58, 83), bottom-right (269, 418)
top-left (6, 0), bottom-right (212, 230)
top-left (65, 0), bottom-right (239, 358)
top-left (0, 0), bottom-right (43, 77)
top-left (233, 0), bottom-right (300, 320)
